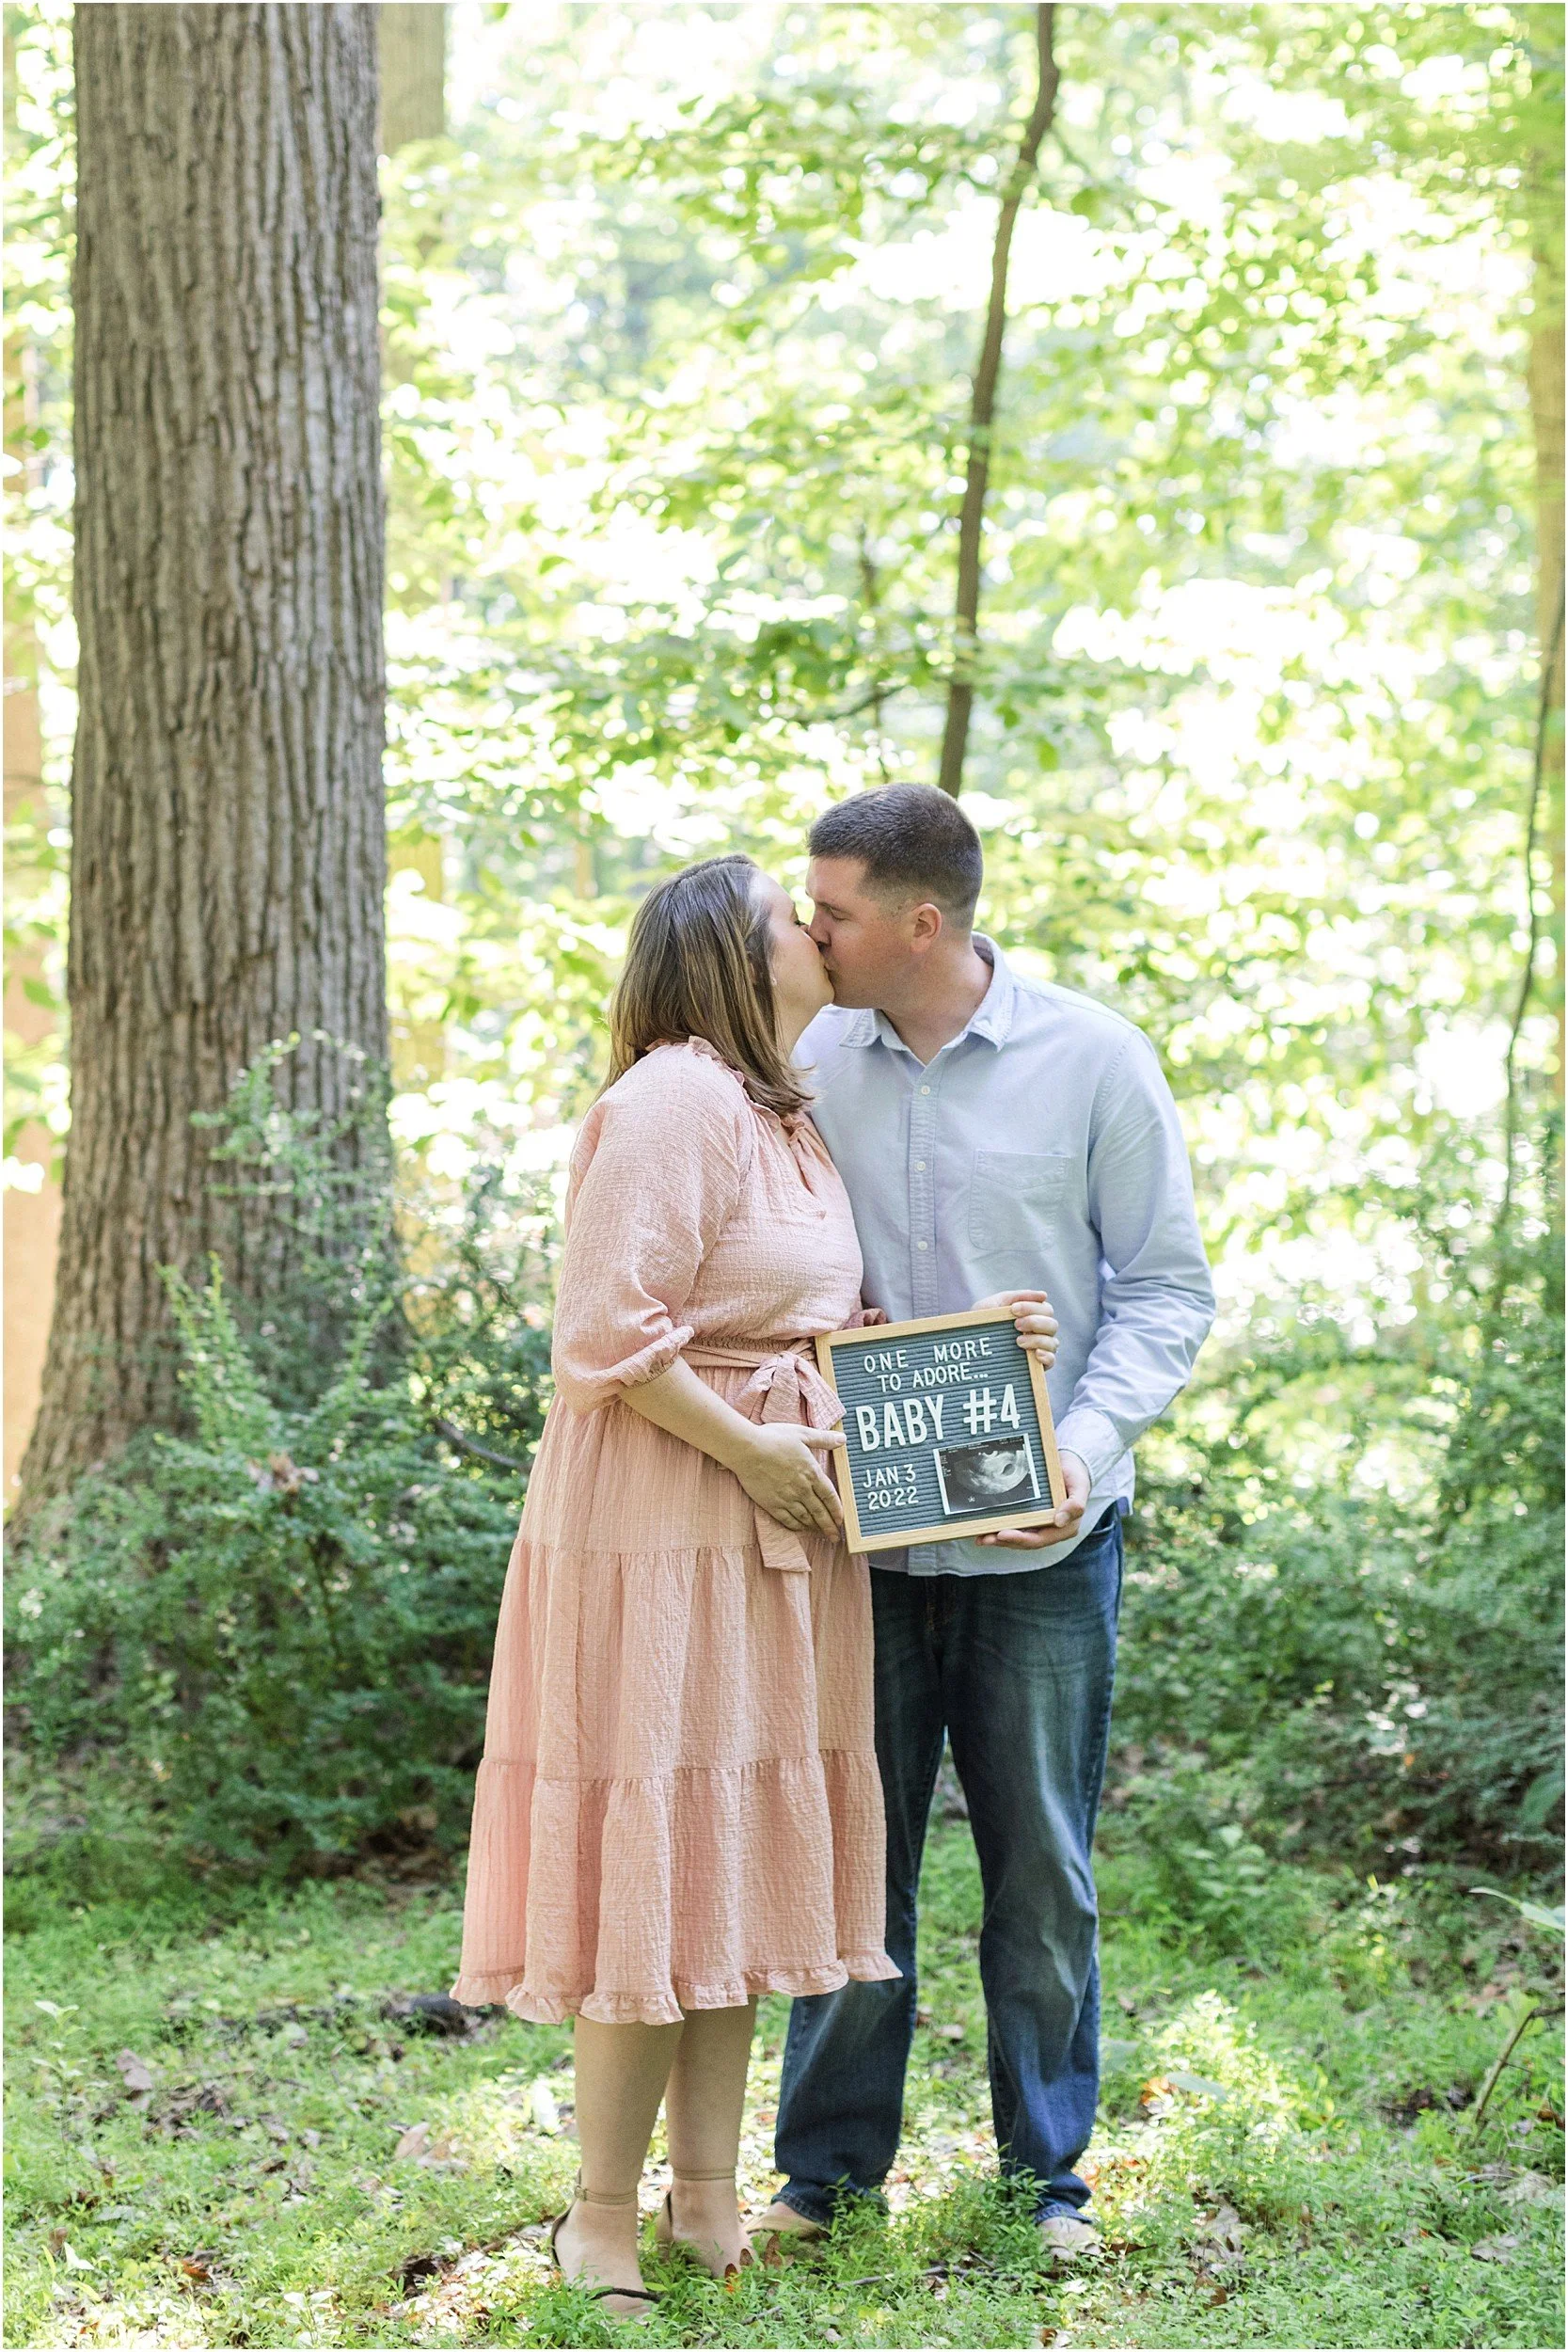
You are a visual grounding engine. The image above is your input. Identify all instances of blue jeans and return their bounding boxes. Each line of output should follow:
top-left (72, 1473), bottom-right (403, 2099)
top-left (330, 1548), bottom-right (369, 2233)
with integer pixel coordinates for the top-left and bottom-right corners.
top-left (774, 1507), bottom-right (1124, 2223)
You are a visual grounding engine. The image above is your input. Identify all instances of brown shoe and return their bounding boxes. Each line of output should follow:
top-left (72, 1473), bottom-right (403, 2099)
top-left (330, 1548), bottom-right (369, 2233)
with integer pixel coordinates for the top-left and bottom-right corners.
top-left (1037, 2210), bottom-right (1101, 2263)
top-left (750, 2198), bottom-right (827, 2267)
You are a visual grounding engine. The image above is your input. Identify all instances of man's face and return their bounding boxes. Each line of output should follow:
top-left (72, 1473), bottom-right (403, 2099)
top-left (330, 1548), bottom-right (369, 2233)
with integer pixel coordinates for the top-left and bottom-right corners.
top-left (806, 854), bottom-right (935, 1009)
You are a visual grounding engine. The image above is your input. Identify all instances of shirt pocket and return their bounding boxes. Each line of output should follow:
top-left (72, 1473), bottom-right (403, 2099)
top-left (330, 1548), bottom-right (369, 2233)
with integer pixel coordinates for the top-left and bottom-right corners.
top-left (968, 1149), bottom-right (1071, 1256)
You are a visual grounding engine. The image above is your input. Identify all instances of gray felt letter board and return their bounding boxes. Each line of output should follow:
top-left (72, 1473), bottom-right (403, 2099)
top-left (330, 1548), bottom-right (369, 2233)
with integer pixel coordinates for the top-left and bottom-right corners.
top-left (815, 1306), bottom-right (1067, 1552)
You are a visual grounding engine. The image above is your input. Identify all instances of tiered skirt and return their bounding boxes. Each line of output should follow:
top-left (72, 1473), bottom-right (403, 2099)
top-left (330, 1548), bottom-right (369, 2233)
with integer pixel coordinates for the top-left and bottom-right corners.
top-left (451, 1369), bottom-right (897, 2025)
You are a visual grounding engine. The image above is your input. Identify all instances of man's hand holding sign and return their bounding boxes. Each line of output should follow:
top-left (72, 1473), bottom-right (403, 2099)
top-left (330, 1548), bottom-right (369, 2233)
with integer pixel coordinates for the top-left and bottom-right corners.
top-left (970, 1289), bottom-right (1088, 1550)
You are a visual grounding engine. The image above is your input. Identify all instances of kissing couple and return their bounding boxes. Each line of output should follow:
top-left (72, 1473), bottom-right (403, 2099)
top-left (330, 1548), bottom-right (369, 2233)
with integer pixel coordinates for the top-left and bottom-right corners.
top-left (452, 783), bottom-right (1214, 2313)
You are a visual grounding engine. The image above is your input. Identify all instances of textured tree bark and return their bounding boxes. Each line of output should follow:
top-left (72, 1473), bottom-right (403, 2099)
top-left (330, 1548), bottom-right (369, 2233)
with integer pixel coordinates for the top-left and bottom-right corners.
top-left (19, 6), bottom-right (388, 1506)
top-left (937, 3), bottom-right (1058, 799)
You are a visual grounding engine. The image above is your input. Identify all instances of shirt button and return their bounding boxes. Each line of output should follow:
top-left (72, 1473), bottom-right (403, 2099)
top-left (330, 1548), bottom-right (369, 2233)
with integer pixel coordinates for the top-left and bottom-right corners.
top-left (919, 1085), bottom-right (931, 1095)
top-left (917, 1240), bottom-right (928, 1250)
top-left (914, 1160), bottom-right (927, 1170)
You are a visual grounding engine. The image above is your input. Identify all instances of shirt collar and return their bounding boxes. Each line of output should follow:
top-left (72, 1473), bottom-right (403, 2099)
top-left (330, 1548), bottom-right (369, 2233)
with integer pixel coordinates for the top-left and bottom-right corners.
top-left (838, 935), bottom-right (1018, 1054)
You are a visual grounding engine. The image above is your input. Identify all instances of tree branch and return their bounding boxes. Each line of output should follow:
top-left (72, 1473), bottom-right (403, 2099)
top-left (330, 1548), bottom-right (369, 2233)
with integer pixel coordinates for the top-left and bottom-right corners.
top-left (938, 3), bottom-right (1059, 798)
top-left (435, 1416), bottom-right (523, 1473)
top-left (1495, 581), bottom-right (1565, 1253)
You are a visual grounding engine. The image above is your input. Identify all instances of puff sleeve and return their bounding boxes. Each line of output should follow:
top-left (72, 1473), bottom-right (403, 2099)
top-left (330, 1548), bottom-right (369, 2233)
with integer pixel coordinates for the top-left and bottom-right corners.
top-left (549, 1045), bottom-right (755, 1412)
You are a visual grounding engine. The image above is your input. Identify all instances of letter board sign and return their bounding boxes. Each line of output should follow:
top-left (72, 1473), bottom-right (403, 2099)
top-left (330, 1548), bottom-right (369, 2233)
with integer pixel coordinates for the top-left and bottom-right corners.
top-left (815, 1305), bottom-right (1067, 1552)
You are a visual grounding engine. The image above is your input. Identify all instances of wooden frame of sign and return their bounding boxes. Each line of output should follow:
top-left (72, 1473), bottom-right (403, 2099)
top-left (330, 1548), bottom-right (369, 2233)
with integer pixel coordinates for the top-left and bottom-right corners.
top-left (815, 1305), bottom-right (1068, 1553)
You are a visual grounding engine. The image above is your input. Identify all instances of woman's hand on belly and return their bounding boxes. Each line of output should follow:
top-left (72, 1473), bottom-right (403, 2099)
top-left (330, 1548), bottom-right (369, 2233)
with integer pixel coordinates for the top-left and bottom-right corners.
top-left (617, 1356), bottom-right (846, 1536)
top-left (726, 1422), bottom-right (847, 1537)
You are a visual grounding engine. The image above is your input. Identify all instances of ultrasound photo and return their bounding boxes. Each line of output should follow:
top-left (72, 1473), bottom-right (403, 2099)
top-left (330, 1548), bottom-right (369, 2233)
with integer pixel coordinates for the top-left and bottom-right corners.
top-left (932, 1433), bottom-right (1042, 1517)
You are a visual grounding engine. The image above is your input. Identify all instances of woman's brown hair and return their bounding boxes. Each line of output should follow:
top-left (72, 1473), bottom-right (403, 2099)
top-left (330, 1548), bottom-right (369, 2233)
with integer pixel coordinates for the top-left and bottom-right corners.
top-left (605, 853), bottom-right (810, 1119)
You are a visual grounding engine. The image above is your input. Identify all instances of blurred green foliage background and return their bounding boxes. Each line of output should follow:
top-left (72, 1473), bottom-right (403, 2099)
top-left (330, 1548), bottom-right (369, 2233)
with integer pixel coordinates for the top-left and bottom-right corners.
top-left (5, 0), bottom-right (1560, 1888)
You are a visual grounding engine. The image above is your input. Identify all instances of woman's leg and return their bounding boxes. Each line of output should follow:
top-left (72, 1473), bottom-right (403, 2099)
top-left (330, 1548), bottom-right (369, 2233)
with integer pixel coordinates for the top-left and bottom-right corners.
top-left (558, 2016), bottom-right (683, 2308)
top-left (662, 1999), bottom-right (757, 2274)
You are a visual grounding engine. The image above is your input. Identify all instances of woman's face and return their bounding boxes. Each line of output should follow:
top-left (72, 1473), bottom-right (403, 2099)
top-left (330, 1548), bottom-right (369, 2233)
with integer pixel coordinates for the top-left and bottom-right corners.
top-left (755, 872), bottom-right (832, 1040)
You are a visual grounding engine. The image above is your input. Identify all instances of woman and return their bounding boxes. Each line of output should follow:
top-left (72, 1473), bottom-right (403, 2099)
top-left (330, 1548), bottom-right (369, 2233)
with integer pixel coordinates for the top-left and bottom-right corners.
top-left (452, 854), bottom-right (1055, 2314)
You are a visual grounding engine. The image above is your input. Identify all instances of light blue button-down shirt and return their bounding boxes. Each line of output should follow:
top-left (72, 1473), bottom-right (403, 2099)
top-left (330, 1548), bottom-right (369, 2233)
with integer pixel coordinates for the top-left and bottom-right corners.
top-left (798, 939), bottom-right (1215, 1573)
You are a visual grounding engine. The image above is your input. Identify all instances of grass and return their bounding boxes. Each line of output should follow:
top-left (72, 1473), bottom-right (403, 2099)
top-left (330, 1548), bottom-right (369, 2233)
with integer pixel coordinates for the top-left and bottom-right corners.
top-left (4, 1815), bottom-right (1563, 2351)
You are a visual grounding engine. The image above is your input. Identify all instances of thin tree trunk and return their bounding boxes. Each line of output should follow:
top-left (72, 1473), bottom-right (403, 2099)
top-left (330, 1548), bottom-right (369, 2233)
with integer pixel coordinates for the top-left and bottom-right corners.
top-left (1528, 250), bottom-right (1564, 1103)
top-left (937, 3), bottom-right (1058, 798)
top-left (378, 5), bottom-right (449, 1088)
top-left (378, 4), bottom-right (445, 152)
top-left (19, 6), bottom-right (388, 1507)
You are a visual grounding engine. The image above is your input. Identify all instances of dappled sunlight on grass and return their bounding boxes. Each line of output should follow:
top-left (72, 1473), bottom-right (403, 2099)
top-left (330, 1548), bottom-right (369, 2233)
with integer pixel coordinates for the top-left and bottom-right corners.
top-left (5, 1828), bottom-right (1561, 2348)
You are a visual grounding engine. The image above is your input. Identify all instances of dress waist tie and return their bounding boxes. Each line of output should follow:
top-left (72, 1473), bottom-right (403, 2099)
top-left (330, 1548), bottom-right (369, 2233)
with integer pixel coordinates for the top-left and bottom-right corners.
top-left (683, 1342), bottom-right (846, 1573)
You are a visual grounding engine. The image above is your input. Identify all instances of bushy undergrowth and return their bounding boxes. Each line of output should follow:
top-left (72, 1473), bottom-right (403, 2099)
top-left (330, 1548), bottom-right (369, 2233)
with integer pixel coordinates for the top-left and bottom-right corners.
top-left (7, 1271), bottom-right (539, 1877)
top-left (1113, 1201), bottom-right (1563, 1892)
top-left (7, 1096), bottom-right (1562, 1899)
top-left (7, 1086), bottom-right (556, 1884)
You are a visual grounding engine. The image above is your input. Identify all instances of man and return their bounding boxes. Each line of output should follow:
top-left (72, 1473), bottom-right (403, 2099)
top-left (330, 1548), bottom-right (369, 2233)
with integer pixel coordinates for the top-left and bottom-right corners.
top-left (757, 784), bottom-right (1215, 2259)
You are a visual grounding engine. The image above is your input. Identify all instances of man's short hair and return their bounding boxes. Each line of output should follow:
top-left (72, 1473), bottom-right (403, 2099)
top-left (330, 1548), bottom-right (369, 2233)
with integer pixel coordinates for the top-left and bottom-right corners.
top-left (808, 785), bottom-right (983, 927)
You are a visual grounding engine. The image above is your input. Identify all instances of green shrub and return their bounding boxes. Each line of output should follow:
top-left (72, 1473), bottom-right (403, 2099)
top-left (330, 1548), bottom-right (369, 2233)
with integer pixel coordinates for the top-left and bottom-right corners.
top-left (6, 1265), bottom-right (542, 1878)
top-left (1114, 1193), bottom-right (1563, 1876)
top-left (8, 1068), bottom-right (1560, 1896)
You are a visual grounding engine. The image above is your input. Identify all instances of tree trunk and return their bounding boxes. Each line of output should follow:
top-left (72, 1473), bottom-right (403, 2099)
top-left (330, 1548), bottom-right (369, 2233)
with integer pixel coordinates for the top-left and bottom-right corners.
top-left (379, 7), bottom-right (448, 1089)
top-left (937, 3), bottom-right (1058, 798)
top-left (19, 6), bottom-right (388, 1507)
top-left (378, 4), bottom-right (445, 153)
top-left (1528, 254), bottom-right (1564, 1101)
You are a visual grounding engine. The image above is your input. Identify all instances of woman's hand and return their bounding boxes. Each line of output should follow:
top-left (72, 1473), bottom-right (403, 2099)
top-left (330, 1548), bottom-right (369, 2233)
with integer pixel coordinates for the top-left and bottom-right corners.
top-left (974, 1288), bottom-right (1059, 1371)
top-left (727, 1422), bottom-right (847, 1537)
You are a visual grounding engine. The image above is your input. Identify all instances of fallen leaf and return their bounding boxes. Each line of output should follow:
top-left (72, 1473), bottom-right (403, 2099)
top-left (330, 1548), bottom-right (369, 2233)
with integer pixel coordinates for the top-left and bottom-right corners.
top-left (181, 2258), bottom-right (213, 2283)
top-left (932, 2023), bottom-right (965, 2042)
top-left (529, 2079), bottom-right (560, 2134)
top-left (1501, 2172), bottom-right (1564, 2209)
top-left (1471, 2233), bottom-right (1522, 2264)
top-left (247, 1450), bottom-right (319, 1497)
top-left (1200, 2205), bottom-right (1245, 2251)
top-left (1168, 2071), bottom-right (1230, 2103)
top-left (394, 2122), bottom-right (432, 2161)
top-left (115, 2050), bottom-right (153, 2095)
top-left (300, 2128), bottom-right (322, 2149)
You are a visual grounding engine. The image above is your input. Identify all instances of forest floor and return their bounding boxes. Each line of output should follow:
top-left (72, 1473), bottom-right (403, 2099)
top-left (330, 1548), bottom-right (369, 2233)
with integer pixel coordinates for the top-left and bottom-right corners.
top-left (6, 1819), bottom-right (1563, 2352)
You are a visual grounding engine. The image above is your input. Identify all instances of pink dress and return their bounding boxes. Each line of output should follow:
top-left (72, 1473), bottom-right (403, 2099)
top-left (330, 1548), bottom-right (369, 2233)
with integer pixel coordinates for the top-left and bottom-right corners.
top-left (451, 1039), bottom-right (897, 2025)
